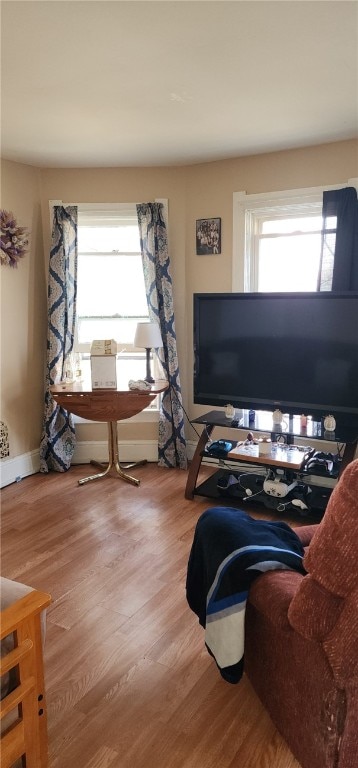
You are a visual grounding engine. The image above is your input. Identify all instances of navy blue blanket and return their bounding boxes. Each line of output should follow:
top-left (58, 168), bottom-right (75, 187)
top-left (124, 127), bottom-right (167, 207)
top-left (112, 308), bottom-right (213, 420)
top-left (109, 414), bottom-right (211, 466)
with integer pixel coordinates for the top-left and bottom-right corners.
top-left (186, 507), bottom-right (306, 683)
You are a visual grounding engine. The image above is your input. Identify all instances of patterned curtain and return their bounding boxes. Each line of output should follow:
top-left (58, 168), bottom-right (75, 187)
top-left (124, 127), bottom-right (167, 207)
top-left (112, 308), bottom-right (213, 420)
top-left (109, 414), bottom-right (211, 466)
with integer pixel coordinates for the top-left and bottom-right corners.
top-left (136, 202), bottom-right (187, 469)
top-left (39, 205), bottom-right (78, 472)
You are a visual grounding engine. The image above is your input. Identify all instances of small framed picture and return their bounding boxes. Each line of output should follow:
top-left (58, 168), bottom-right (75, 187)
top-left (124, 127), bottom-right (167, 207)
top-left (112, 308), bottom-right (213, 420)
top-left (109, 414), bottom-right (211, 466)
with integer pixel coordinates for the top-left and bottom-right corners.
top-left (196, 217), bottom-right (221, 255)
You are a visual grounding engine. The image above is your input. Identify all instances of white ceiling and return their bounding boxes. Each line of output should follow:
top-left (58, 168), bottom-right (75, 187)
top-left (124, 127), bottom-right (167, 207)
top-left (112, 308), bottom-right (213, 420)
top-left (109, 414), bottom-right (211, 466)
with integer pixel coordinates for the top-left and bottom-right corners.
top-left (1, 0), bottom-right (358, 168)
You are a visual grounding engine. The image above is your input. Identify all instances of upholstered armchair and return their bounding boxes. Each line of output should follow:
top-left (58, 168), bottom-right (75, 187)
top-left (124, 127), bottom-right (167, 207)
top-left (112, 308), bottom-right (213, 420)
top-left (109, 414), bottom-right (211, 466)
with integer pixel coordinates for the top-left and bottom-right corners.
top-left (244, 459), bottom-right (358, 768)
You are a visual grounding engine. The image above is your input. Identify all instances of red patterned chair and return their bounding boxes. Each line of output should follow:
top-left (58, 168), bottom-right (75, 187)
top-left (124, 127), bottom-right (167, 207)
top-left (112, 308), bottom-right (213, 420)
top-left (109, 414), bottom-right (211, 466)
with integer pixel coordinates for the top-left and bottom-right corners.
top-left (244, 459), bottom-right (358, 768)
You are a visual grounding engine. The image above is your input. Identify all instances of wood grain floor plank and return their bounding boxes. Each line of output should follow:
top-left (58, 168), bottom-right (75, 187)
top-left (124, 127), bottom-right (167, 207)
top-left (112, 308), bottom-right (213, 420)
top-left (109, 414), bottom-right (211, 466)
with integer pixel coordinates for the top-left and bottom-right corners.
top-left (1, 463), bottom-right (303, 767)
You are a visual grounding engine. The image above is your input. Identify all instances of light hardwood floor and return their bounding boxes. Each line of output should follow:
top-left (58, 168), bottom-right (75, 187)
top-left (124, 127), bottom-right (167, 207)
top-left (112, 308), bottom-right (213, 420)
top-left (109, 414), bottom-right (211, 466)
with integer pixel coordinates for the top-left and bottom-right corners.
top-left (1, 463), bottom-right (305, 768)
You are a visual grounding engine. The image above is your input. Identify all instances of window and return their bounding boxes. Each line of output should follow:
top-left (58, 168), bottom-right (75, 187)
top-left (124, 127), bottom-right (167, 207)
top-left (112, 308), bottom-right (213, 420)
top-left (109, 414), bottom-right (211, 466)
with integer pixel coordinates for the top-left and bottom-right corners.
top-left (255, 211), bottom-right (332, 292)
top-left (74, 204), bottom-right (153, 394)
top-left (232, 186), bottom-right (343, 293)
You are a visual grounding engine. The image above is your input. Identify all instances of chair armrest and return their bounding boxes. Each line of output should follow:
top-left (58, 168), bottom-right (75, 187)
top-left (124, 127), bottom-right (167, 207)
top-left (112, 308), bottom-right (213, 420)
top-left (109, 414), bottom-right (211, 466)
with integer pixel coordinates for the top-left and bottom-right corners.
top-left (295, 524), bottom-right (319, 548)
top-left (1, 579), bottom-right (51, 700)
top-left (248, 570), bottom-right (305, 629)
top-left (288, 574), bottom-right (343, 639)
top-left (1, 577), bottom-right (35, 611)
top-left (1, 589), bottom-right (51, 640)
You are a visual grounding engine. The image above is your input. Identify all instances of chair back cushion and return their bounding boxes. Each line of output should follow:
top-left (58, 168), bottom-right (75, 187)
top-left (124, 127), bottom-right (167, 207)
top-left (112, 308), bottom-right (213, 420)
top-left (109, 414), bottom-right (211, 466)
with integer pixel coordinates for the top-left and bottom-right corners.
top-left (288, 459), bottom-right (358, 684)
top-left (303, 459), bottom-right (358, 596)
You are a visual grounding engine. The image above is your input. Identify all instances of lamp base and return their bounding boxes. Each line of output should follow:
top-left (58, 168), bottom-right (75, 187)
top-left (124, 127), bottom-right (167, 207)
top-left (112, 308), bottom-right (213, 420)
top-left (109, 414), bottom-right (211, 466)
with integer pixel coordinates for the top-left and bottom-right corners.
top-left (145, 348), bottom-right (155, 384)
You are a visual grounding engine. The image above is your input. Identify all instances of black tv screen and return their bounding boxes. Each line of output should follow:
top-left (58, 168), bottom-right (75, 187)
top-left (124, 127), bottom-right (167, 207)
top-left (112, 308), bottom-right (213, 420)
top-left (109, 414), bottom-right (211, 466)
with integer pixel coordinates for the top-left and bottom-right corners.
top-left (193, 292), bottom-right (358, 422)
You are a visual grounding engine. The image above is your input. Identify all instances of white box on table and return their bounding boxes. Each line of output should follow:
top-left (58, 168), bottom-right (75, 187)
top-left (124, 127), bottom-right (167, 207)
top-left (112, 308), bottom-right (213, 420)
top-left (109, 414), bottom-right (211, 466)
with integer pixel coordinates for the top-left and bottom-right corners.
top-left (90, 340), bottom-right (117, 389)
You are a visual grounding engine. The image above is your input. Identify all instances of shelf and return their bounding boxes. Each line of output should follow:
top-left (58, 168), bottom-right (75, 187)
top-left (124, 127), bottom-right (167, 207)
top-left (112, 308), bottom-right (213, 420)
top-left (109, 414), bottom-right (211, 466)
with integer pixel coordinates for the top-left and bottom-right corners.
top-left (192, 409), bottom-right (358, 445)
top-left (226, 442), bottom-right (311, 470)
top-left (194, 468), bottom-right (330, 520)
top-left (203, 446), bottom-right (340, 480)
top-left (185, 409), bottom-right (357, 516)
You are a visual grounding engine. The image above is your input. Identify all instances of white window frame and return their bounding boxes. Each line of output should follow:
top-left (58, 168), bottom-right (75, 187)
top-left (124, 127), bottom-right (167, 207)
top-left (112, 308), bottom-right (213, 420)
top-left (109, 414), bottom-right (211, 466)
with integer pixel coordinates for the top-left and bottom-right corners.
top-left (232, 181), bottom-right (356, 292)
top-left (75, 203), bottom-right (146, 355)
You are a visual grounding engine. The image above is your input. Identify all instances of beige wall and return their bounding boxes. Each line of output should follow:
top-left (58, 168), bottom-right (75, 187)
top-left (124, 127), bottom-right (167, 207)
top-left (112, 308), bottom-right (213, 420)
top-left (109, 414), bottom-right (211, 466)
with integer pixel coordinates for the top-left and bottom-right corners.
top-left (0, 159), bottom-right (46, 457)
top-left (1, 139), bottom-right (357, 460)
top-left (185, 139), bottom-right (358, 419)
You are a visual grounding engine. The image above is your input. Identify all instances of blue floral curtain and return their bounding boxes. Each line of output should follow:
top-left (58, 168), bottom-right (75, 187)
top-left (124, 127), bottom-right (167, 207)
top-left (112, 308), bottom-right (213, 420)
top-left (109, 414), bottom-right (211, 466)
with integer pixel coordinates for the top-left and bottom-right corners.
top-left (319, 187), bottom-right (358, 290)
top-left (39, 205), bottom-right (78, 472)
top-left (136, 202), bottom-right (187, 469)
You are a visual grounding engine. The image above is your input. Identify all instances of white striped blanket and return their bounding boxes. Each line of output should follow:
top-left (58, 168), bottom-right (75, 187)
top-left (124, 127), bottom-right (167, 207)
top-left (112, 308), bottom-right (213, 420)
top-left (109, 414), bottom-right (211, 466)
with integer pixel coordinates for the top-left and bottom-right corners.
top-left (186, 507), bottom-right (306, 683)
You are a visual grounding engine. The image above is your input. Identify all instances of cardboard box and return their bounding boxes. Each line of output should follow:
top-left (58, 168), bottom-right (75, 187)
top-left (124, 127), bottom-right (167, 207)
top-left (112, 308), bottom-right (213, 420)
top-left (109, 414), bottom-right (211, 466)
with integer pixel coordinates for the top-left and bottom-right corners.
top-left (90, 340), bottom-right (117, 389)
top-left (90, 339), bottom-right (117, 356)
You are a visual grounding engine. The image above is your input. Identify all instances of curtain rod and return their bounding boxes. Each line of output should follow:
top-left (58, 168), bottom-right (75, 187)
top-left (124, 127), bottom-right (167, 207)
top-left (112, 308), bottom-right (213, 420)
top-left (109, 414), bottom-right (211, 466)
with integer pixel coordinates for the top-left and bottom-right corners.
top-left (49, 199), bottom-right (168, 209)
top-left (49, 200), bottom-right (139, 209)
top-left (48, 199), bottom-right (169, 228)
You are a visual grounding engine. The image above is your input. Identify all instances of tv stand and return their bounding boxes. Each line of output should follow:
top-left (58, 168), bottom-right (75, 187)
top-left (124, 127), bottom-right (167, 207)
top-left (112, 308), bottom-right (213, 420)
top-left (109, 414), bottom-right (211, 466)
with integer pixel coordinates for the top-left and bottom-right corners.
top-left (185, 410), bottom-right (358, 518)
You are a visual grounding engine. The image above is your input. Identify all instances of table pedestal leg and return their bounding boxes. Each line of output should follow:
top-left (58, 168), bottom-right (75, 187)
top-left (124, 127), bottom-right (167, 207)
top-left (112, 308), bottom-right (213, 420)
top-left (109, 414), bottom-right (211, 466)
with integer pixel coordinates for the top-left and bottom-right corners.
top-left (78, 421), bottom-right (142, 486)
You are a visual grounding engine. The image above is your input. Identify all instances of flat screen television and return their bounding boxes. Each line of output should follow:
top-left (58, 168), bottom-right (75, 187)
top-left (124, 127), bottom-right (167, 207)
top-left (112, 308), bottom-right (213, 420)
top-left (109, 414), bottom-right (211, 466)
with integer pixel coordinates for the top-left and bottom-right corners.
top-left (193, 292), bottom-right (358, 424)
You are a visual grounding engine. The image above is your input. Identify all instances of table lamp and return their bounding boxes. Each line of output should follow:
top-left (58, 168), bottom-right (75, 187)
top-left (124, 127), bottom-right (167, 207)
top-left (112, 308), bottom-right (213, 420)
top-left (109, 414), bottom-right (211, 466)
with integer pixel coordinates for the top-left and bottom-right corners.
top-left (134, 321), bottom-right (163, 383)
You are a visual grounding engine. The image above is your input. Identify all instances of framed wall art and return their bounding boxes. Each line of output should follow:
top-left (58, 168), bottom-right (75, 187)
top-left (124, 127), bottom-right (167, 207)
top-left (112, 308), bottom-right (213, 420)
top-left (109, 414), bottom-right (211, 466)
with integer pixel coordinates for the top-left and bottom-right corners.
top-left (196, 217), bottom-right (221, 255)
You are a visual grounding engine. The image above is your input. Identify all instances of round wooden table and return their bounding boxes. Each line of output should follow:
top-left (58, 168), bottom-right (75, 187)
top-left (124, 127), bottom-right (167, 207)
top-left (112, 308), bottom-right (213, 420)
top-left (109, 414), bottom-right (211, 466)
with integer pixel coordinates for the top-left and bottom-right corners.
top-left (50, 380), bottom-right (168, 486)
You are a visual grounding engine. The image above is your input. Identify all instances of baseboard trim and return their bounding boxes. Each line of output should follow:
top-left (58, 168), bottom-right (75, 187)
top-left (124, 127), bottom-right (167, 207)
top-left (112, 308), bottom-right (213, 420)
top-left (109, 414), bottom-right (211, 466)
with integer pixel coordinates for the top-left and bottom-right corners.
top-left (0, 451), bottom-right (41, 488)
top-left (0, 440), bottom-right (197, 489)
top-left (1, 439), bottom-right (339, 491)
top-left (72, 440), bottom-right (160, 465)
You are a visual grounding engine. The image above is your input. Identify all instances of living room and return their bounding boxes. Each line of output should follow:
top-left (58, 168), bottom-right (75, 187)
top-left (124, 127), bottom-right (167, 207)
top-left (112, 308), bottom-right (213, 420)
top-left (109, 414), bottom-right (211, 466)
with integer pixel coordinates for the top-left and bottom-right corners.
top-left (1, 2), bottom-right (357, 767)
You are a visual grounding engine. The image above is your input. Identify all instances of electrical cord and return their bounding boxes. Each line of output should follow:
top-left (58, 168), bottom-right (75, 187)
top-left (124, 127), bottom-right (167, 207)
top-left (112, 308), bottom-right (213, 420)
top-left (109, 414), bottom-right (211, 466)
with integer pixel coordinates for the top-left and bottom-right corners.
top-left (168, 382), bottom-right (244, 447)
top-left (168, 382), bottom-right (202, 438)
top-left (336, 442), bottom-right (345, 460)
top-left (236, 469), bottom-right (270, 501)
top-left (277, 500), bottom-right (294, 513)
top-left (203, 424), bottom-right (215, 443)
top-left (219, 460), bottom-right (267, 474)
top-left (206, 455), bottom-right (268, 475)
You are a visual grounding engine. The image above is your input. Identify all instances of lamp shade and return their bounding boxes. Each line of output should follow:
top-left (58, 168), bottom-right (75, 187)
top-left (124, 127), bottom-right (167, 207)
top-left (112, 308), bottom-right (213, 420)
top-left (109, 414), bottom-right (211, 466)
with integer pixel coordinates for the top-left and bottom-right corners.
top-left (134, 322), bottom-right (163, 349)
